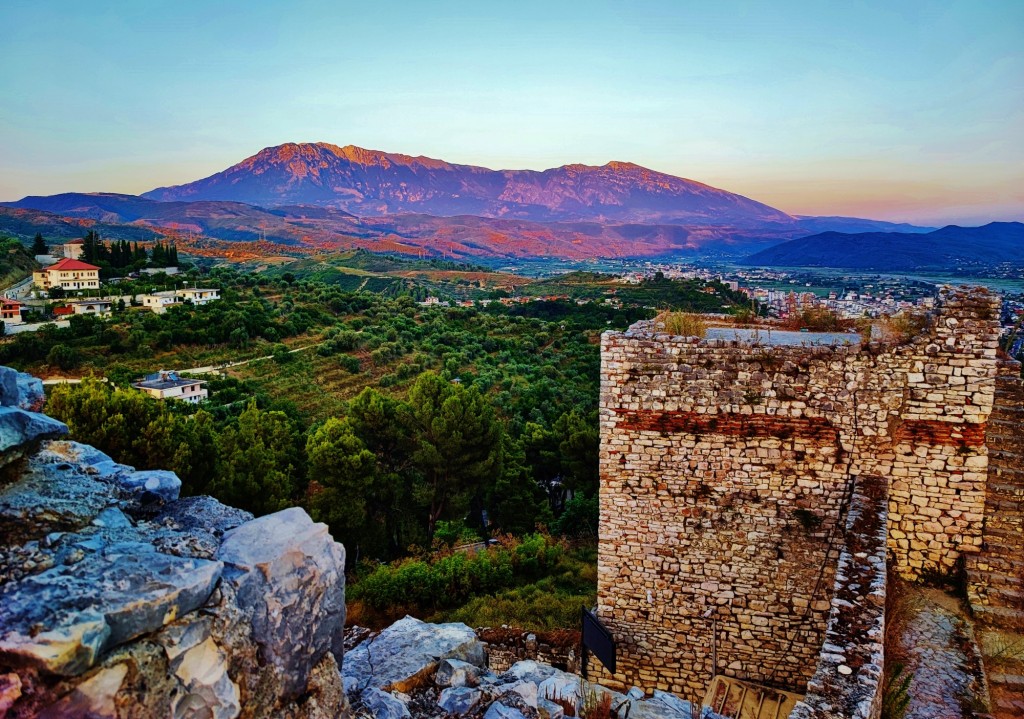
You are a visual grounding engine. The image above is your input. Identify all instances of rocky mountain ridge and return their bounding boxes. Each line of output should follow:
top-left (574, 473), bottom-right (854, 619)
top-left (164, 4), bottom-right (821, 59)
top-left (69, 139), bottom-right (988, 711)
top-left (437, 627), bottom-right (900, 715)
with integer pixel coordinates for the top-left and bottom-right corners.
top-left (141, 143), bottom-right (794, 227)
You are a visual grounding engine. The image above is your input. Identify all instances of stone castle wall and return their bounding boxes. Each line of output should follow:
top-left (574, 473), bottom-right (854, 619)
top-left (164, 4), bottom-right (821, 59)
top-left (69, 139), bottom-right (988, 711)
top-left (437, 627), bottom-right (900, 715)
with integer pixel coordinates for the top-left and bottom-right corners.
top-left (967, 358), bottom-right (1024, 625)
top-left (595, 287), bottom-right (1002, 697)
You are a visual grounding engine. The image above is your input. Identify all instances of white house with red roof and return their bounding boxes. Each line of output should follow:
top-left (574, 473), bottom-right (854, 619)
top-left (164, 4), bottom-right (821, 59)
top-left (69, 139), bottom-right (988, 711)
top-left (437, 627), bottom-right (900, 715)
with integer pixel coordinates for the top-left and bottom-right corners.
top-left (32, 258), bottom-right (101, 292)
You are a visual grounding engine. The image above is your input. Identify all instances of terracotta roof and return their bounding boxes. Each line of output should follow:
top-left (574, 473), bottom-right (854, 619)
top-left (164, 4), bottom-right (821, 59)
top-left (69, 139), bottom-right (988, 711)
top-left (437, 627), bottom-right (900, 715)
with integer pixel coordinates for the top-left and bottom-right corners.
top-left (65, 239), bottom-right (84, 245)
top-left (0, 298), bottom-right (23, 307)
top-left (53, 306), bottom-right (75, 316)
top-left (47, 258), bottom-right (100, 272)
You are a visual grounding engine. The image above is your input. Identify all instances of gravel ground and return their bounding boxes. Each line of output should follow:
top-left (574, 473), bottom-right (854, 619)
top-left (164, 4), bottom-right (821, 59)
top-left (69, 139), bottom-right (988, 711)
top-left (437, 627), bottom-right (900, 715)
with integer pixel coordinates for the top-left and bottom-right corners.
top-left (890, 587), bottom-right (987, 719)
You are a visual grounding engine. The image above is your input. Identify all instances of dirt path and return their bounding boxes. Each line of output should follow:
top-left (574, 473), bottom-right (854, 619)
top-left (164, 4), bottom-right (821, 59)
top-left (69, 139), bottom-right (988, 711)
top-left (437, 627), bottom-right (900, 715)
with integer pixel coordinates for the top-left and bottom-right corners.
top-left (181, 343), bottom-right (321, 374)
top-left (891, 587), bottom-right (987, 719)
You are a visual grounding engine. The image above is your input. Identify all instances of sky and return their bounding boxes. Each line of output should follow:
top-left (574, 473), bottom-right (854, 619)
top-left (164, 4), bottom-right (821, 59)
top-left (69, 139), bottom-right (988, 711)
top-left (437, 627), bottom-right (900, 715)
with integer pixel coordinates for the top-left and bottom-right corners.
top-left (1, 0), bottom-right (1022, 226)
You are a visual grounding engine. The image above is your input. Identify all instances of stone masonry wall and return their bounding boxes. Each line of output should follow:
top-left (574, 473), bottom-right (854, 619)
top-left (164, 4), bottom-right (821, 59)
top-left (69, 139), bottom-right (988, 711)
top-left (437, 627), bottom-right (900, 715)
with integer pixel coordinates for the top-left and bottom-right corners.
top-left (967, 358), bottom-right (1024, 626)
top-left (790, 474), bottom-right (889, 719)
top-left (595, 287), bottom-right (1001, 697)
top-left (476, 628), bottom-right (581, 674)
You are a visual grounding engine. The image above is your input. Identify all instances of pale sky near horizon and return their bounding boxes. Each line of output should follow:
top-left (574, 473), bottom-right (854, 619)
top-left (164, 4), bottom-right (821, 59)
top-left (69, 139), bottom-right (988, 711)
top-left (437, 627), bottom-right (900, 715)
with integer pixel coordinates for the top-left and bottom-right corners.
top-left (1, 0), bottom-right (1021, 226)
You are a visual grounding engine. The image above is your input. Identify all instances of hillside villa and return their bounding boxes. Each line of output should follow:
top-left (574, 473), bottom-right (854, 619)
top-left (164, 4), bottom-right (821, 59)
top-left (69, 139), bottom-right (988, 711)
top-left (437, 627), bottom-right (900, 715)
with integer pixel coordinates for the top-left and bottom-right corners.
top-left (32, 258), bottom-right (101, 292)
top-left (60, 300), bottom-right (113, 317)
top-left (139, 288), bottom-right (220, 313)
top-left (132, 370), bottom-right (208, 403)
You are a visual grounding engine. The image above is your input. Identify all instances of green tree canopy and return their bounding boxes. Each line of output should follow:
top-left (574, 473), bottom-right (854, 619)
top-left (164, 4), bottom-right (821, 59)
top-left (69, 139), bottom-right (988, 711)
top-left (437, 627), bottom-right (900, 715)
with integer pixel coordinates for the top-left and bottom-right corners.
top-left (306, 417), bottom-right (376, 542)
top-left (402, 371), bottom-right (502, 537)
top-left (211, 400), bottom-right (302, 515)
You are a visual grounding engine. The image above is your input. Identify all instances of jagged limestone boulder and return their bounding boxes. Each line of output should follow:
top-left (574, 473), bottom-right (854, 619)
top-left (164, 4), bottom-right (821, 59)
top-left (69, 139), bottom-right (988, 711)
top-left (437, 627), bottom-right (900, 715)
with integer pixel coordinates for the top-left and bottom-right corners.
top-left (361, 687), bottom-right (412, 719)
top-left (0, 407), bottom-right (67, 469)
top-left (438, 686), bottom-right (484, 714)
top-left (0, 367), bottom-right (44, 411)
top-left (436, 657), bottom-right (486, 688)
top-left (344, 615), bottom-right (485, 693)
top-left (0, 543), bottom-right (223, 675)
top-left (0, 366), bottom-right (349, 719)
top-left (483, 692), bottom-right (538, 719)
top-left (217, 507), bottom-right (346, 696)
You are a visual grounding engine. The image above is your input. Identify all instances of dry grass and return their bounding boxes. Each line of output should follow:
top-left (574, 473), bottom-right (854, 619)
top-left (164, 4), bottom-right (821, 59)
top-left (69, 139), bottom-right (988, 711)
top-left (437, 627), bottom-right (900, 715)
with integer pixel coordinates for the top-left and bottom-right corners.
top-left (877, 312), bottom-right (930, 344)
top-left (580, 685), bottom-right (613, 719)
top-left (782, 306), bottom-right (852, 332)
top-left (543, 685), bottom-right (579, 717)
top-left (656, 311), bottom-right (707, 338)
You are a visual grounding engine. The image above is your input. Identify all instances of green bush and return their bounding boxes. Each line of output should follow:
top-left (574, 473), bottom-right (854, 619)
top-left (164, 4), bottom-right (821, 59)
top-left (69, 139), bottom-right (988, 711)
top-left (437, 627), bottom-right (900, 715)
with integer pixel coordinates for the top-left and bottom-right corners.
top-left (552, 494), bottom-right (599, 537)
top-left (350, 534), bottom-right (566, 611)
top-left (46, 343), bottom-right (80, 371)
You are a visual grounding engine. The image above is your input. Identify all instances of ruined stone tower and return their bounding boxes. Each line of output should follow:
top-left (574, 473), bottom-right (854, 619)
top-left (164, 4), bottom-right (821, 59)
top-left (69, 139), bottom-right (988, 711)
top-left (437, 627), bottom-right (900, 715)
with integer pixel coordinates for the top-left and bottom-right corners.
top-left (594, 287), bottom-right (1021, 705)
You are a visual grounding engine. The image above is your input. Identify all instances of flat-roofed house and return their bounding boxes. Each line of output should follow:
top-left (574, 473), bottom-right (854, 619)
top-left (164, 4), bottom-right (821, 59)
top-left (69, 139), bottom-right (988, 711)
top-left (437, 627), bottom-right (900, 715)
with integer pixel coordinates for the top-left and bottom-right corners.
top-left (1, 299), bottom-right (24, 326)
top-left (140, 288), bottom-right (220, 313)
top-left (68, 300), bottom-right (113, 317)
top-left (139, 291), bottom-right (180, 314)
top-left (132, 370), bottom-right (208, 404)
top-left (176, 288), bottom-right (220, 305)
top-left (32, 258), bottom-right (101, 292)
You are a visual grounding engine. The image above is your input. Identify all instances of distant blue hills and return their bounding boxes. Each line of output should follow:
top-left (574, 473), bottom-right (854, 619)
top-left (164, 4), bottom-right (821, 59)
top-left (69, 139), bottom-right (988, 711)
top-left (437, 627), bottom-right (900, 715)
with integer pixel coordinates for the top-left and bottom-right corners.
top-left (741, 222), bottom-right (1024, 271)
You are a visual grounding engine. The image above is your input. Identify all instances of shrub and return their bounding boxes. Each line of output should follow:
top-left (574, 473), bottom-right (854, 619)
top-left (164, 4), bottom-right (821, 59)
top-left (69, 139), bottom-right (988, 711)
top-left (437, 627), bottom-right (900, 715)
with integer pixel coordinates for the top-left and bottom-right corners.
top-left (878, 312), bottom-right (930, 344)
top-left (337, 354), bottom-right (361, 373)
top-left (656, 311), bottom-right (707, 338)
top-left (272, 344), bottom-right (292, 364)
top-left (552, 494), bottom-right (599, 537)
top-left (882, 662), bottom-right (912, 719)
top-left (350, 533), bottom-right (567, 611)
top-left (433, 520), bottom-right (481, 548)
top-left (783, 306), bottom-right (851, 332)
top-left (46, 343), bottom-right (80, 371)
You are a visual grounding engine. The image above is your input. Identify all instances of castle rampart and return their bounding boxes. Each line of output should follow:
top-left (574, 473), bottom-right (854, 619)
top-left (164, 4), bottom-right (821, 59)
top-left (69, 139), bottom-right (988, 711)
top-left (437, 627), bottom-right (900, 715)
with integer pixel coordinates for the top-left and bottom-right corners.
top-left (595, 287), bottom-right (1005, 697)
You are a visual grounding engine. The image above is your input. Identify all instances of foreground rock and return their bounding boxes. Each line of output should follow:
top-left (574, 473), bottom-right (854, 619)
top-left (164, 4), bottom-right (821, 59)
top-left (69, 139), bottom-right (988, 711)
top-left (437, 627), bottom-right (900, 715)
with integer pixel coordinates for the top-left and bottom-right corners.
top-left (0, 365), bottom-right (349, 719)
top-left (344, 615), bottom-right (485, 693)
top-left (344, 618), bottom-right (709, 719)
top-left (0, 367), bottom-right (44, 412)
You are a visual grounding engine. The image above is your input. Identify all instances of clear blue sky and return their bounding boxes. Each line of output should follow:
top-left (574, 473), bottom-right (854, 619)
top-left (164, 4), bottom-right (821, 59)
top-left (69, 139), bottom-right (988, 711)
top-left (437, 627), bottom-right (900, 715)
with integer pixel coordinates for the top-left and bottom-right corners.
top-left (2, 0), bottom-right (1021, 225)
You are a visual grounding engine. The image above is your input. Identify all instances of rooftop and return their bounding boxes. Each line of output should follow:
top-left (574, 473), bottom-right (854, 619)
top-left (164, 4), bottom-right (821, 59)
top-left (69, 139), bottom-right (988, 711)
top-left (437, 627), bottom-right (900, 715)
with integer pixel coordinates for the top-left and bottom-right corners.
top-left (46, 258), bottom-right (101, 272)
top-left (132, 370), bottom-right (205, 391)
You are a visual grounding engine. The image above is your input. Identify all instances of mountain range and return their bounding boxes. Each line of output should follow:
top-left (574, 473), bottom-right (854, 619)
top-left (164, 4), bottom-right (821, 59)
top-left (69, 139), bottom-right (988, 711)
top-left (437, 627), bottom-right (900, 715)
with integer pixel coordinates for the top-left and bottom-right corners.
top-left (142, 142), bottom-right (799, 227)
top-left (742, 222), bottom-right (1024, 271)
top-left (4, 142), bottom-right (997, 265)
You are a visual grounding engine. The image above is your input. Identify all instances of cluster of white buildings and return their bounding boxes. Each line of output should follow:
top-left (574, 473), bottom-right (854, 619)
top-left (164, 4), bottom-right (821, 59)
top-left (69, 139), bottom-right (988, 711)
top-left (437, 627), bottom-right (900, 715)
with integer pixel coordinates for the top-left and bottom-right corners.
top-left (3, 249), bottom-right (221, 334)
top-left (740, 286), bottom-right (937, 320)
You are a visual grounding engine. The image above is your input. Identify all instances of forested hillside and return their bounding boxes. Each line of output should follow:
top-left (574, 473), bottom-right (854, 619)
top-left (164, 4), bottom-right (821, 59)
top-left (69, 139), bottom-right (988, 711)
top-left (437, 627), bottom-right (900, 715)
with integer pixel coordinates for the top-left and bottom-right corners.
top-left (0, 235), bottom-right (38, 288)
top-left (0, 262), bottom-right (752, 628)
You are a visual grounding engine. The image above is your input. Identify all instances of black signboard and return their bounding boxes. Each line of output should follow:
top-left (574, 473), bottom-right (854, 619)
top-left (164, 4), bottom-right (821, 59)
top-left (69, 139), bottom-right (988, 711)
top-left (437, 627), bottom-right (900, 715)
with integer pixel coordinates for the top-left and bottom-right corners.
top-left (581, 607), bottom-right (616, 675)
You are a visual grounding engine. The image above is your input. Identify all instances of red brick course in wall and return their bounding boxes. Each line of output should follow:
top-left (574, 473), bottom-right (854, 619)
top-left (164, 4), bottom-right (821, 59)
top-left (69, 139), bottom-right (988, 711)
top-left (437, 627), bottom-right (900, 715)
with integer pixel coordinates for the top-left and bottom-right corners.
top-left (613, 408), bottom-right (840, 443)
top-left (894, 419), bottom-right (988, 447)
